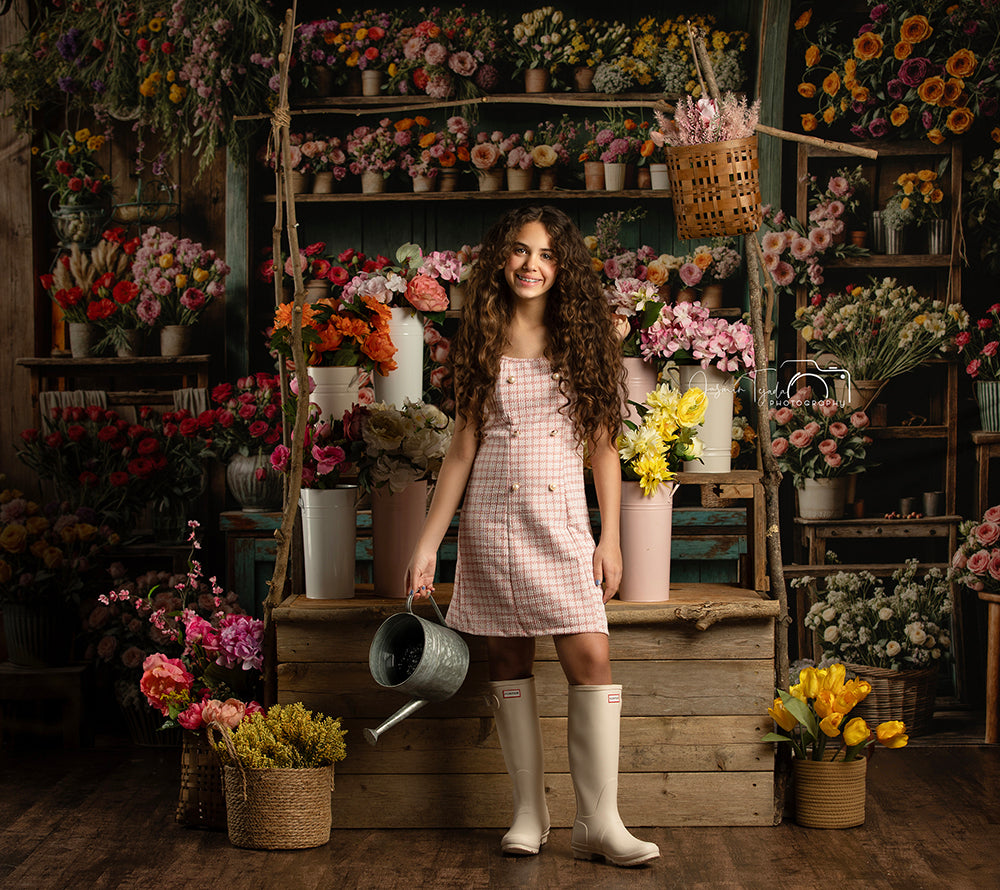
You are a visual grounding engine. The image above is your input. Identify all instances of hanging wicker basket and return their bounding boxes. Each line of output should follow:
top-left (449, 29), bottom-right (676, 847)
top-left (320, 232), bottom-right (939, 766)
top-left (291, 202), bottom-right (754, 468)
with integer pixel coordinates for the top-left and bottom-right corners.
top-left (665, 136), bottom-right (762, 240)
top-left (792, 756), bottom-right (867, 829)
top-left (176, 731), bottom-right (226, 830)
top-left (842, 663), bottom-right (938, 737)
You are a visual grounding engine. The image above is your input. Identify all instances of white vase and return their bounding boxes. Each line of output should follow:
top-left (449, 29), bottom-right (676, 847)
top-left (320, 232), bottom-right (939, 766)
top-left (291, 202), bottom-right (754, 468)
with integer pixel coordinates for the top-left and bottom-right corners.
top-left (622, 356), bottom-right (658, 427)
top-left (371, 480), bottom-right (428, 598)
top-left (796, 477), bottom-right (848, 520)
top-left (361, 68), bottom-right (384, 96)
top-left (677, 364), bottom-right (735, 473)
top-left (649, 163), bottom-right (670, 191)
top-left (618, 480), bottom-right (674, 602)
top-left (308, 365), bottom-right (361, 422)
top-left (374, 307), bottom-right (424, 408)
top-left (361, 170), bottom-right (386, 194)
top-left (603, 162), bottom-right (626, 191)
top-left (299, 486), bottom-right (357, 599)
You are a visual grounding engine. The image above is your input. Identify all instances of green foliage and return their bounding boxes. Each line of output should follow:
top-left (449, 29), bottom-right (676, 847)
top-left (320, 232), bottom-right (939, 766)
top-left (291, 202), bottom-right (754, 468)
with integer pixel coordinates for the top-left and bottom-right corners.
top-left (214, 702), bottom-right (347, 769)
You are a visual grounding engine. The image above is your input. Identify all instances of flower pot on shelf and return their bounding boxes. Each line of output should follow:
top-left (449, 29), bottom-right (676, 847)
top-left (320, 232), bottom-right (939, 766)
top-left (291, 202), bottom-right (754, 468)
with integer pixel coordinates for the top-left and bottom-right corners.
top-left (371, 480), bottom-right (429, 599)
top-left (115, 328), bottom-right (144, 358)
top-left (537, 168), bottom-right (557, 190)
top-left (299, 486), bottom-right (357, 600)
top-left (583, 161), bottom-right (605, 190)
top-left (52, 202), bottom-right (107, 248)
top-left (449, 283), bottom-right (465, 310)
top-left (374, 307), bottom-right (424, 407)
top-left (361, 170), bottom-right (386, 194)
top-left (506, 167), bottom-right (534, 191)
top-left (700, 284), bottom-right (724, 310)
top-left (677, 364), bottom-right (734, 473)
top-left (835, 377), bottom-right (886, 413)
top-left (841, 662), bottom-right (939, 737)
top-left (523, 67), bottom-right (550, 93)
top-left (796, 477), bottom-right (848, 520)
top-left (476, 169), bottom-right (504, 192)
top-left (307, 365), bottom-right (361, 422)
top-left (438, 170), bottom-right (460, 192)
top-left (412, 174), bottom-right (436, 193)
top-left (884, 226), bottom-right (907, 255)
top-left (926, 218), bottom-right (949, 255)
top-left (793, 756), bottom-right (867, 829)
top-left (636, 167), bottom-right (652, 190)
top-left (176, 730), bottom-right (226, 830)
top-left (976, 380), bottom-right (1000, 432)
top-left (573, 66), bottom-right (595, 92)
top-left (312, 171), bottom-right (336, 194)
top-left (305, 278), bottom-right (330, 303)
top-left (870, 211), bottom-right (886, 253)
top-left (361, 68), bottom-right (384, 96)
top-left (849, 230), bottom-right (867, 248)
top-left (288, 171), bottom-right (311, 194)
top-left (68, 322), bottom-right (102, 358)
top-left (603, 162), bottom-right (626, 191)
top-left (226, 453), bottom-right (283, 513)
top-left (160, 324), bottom-right (193, 357)
top-left (649, 163), bottom-right (670, 191)
top-left (618, 480), bottom-right (674, 602)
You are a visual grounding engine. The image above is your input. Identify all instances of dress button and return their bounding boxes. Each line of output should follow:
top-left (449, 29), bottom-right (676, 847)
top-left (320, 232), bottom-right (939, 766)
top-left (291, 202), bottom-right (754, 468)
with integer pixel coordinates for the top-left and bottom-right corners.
top-left (549, 429), bottom-right (557, 437)
top-left (552, 372), bottom-right (561, 381)
top-left (507, 375), bottom-right (515, 384)
top-left (511, 429), bottom-right (519, 437)
top-left (511, 483), bottom-right (520, 491)
top-left (548, 483), bottom-right (557, 491)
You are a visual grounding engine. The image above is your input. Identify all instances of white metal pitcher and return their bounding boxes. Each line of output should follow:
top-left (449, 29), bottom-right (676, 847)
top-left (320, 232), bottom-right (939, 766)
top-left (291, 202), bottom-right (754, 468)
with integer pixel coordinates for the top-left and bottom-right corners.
top-left (364, 591), bottom-right (469, 745)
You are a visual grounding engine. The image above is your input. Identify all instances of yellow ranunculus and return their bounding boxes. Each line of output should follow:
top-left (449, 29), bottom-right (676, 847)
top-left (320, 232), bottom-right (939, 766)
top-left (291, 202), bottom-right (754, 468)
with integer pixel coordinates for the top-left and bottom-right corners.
top-left (25, 516), bottom-right (49, 535)
top-left (169, 84), bottom-right (186, 104)
top-left (192, 267), bottom-right (210, 283)
top-left (30, 540), bottom-right (46, 559)
top-left (822, 106), bottom-right (836, 125)
top-left (946, 107), bottom-right (974, 135)
top-left (890, 104), bottom-right (910, 126)
top-left (768, 697), bottom-right (798, 732)
top-left (945, 48), bottom-right (977, 78)
top-left (900, 197), bottom-right (911, 210)
top-left (793, 10), bottom-right (811, 30)
top-left (927, 128), bottom-right (946, 145)
top-left (822, 72), bottom-right (841, 96)
top-left (801, 324), bottom-right (814, 341)
top-left (900, 15), bottom-right (932, 43)
top-left (75, 127), bottom-right (91, 143)
top-left (676, 388), bottom-right (707, 427)
top-left (590, 256), bottom-right (604, 274)
top-left (876, 721), bottom-right (908, 748)
top-left (76, 522), bottom-right (97, 542)
top-left (853, 32), bottom-right (884, 61)
top-left (843, 717), bottom-right (870, 746)
top-left (894, 41), bottom-right (913, 61)
top-left (819, 712), bottom-right (843, 737)
top-left (159, 253), bottom-right (175, 269)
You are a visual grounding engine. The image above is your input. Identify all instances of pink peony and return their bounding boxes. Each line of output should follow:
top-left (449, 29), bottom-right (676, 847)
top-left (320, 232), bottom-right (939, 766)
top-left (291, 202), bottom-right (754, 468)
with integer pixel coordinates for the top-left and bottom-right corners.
top-left (789, 429), bottom-right (814, 448)
top-left (828, 175), bottom-right (850, 197)
top-left (177, 700), bottom-right (206, 730)
top-left (975, 521), bottom-right (1000, 546)
top-left (771, 436), bottom-right (789, 457)
top-left (817, 399), bottom-right (839, 418)
top-left (809, 226), bottom-right (833, 250)
top-left (406, 274), bottom-right (449, 312)
top-left (818, 438), bottom-right (838, 455)
top-left (201, 698), bottom-right (246, 730)
top-left (773, 407), bottom-right (794, 425)
top-left (823, 452), bottom-right (843, 468)
top-left (803, 421), bottom-right (821, 436)
top-left (761, 232), bottom-right (785, 253)
top-left (850, 411), bottom-right (870, 429)
top-left (470, 142), bottom-right (500, 170)
top-left (790, 237), bottom-right (815, 260)
top-left (829, 421), bottom-right (849, 438)
top-left (984, 505), bottom-right (1000, 523)
top-left (140, 653), bottom-right (194, 716)
top-left (678, 262), bottom-right (704, 287)
top-left (989, 551), bottom-right (1000, 582)
top-left (968, 549), bottom-right (991, 575)
top-left (772, 261), bottom-right (795, 287)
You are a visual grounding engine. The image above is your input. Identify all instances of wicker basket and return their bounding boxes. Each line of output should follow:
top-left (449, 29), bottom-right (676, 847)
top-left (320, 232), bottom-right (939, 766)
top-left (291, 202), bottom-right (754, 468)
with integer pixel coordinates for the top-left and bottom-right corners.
top-left (176, 731), bottom-right (226, 830)
top-left (843, 663), bottom-right (938, 737)
top-left (793, 756), bottom-right (867, 828)
top-left (665, 136), bottom-right (762, 240)
top-left (223, 764), bottom-right (333, 850)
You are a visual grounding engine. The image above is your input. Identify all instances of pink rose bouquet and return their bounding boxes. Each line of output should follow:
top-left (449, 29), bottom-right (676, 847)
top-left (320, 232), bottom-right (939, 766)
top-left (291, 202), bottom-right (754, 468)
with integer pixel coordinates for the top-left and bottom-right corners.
top-left (470, 130), bottom-right (506, 171)
top-left (957, 303), bottom-right (1000, 383)
top-left (347, 118), bottom-right (399, 176)
top-left (640, 300), bottom-right (755, 375)
top-left (768, 384), bottom-right (872, 487)
top-left (954, 505), bottom-right (1000, 595)
top-left (131, 226), bottom-right (230, 328)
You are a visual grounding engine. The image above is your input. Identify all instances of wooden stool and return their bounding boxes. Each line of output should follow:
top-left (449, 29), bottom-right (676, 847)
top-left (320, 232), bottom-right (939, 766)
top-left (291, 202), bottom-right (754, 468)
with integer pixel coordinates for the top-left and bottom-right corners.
top-left (0, 663), bottom-right (91, 748)
top-left (971, 431), bottom-right (1000, 519)
top-left (980, 592), bottom-right (1000, 744)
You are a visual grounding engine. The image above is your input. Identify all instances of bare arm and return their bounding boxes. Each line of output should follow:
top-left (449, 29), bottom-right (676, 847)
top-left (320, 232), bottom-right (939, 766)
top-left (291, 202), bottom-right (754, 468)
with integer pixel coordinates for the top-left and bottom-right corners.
top-left (589, 430), bottom-right (622, 603)
top-left (405, 414), bottom-right (479, 596)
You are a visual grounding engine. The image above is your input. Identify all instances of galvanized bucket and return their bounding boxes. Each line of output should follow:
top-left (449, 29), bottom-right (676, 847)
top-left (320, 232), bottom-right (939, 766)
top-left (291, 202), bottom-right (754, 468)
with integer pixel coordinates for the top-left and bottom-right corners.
top-left (364, 592), bottom-right (469, 745)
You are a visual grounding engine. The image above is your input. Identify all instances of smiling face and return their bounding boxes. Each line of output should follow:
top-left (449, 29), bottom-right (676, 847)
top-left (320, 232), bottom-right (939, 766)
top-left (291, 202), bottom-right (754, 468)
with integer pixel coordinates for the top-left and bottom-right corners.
top-left (503, 221), bottom-right (558, 304)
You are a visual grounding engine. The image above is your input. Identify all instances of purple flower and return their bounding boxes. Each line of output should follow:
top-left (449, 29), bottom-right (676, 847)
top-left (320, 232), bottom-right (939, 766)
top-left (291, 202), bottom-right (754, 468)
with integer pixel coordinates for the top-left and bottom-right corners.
top-left (922, 110), bottom-right (934, 130)
top-left (57, 76), bottom-right (78, 94)
top-left (55, 28), bottom-right (81, 61)
top-left (886, 78), bottom-right (905, 100)
top-left (850, 124), bottom-right (867, 138)
top-left (899, 57), bottom-right (931, 88)
top-left (870, 3), bottom-right (888, 20)
top-left (868, 118), bottom-right (889, 138)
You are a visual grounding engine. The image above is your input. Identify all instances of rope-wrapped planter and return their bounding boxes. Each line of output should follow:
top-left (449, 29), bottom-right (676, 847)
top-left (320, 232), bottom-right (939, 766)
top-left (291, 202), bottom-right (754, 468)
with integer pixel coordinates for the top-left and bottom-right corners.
top-left (665, 136), bottom-right (762, 240)
top-left (176, 731), bottom-right (226, 830)
top-left (792, 756), bottom-right (867, 829)
top-left (843, 663), bottom-right (938, 736)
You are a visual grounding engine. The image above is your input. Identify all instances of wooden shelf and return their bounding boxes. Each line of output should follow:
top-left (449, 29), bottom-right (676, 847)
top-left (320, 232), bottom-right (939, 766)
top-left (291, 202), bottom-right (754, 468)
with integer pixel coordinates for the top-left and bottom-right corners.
top-left (868, 424), bottom-right (948, 439)
top-left (262, 189), bottom-right (671, 203)
top-left (15, 354), bottom-right (211, 370)
top-left (825, 254), bottom-right (953, 268)
top-left (292, 91), bottom-right (673, 111)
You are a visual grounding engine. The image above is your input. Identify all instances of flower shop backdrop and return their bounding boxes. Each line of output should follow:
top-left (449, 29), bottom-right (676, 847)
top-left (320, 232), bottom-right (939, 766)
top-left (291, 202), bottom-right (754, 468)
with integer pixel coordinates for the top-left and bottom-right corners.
top-left (3, 0), bottom-right (1000, 758)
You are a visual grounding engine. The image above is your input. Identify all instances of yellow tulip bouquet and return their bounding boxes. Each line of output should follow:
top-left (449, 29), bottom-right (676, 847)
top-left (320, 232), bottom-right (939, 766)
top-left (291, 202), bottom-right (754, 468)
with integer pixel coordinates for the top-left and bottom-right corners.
top-left (763, 664), bottom-right (909, 761)
top-left (618, 382), bottom-right (706, 496)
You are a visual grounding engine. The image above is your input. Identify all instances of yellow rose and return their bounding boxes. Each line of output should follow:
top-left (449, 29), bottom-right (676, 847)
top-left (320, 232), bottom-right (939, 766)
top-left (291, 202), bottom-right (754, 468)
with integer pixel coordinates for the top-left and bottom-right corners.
top-left (42, 546), bottom-right (64, 569)
top-left (900, 15), bottom-right (932, 43)
top-left (25, 516), bottom-right (49, 536)
top-left (797, 82), bottom-right (816, 99)
top-left (822, 72), bottom-right (841, 96)
top-left (843, 717), bottom-right (871, 746)
top-left (793, 10), bottom-right (812, 29)
top-left (801, 324), bottom-right (814, 341)
top-left (900, 196), bottom-right (911, 210)
top-left (801, 113), bottom-right (818, 132)
top-left (693, 251), bottom-right (713, 270)
top-left (676, 388), bottom-right (707, 427)
top-left (0, 524), bottom-right (27, 554)
top-left (819, 712), bottom-right (844, 737)
top-left (768, 697), bottom-right (798, 732)
top-left (876, 721), bottom-right (909, 748)
top-left (930, 188), bottom-right (944, 204)
top-left (590, 256), bottom-right (604, 274)
top-left (169, 84), bottom-right (186, 104)
top-left (192, 267), bottom-right (210, 283)
top-left (942, 78), bottom-right (964, 106)
top-left (159, 253), bottom-right (174, 269)
top-left (946, 107), bottom-right (974, 135)
top-left (946, 48), bottom-right (977, 78)
top-left (822, 106), bottom-right (836, 125)
top-left (853, 32), bottom-right (884, 61)
top-left (531, 144), bottom-right (558, 168)
top-left (991, 127), bottom-right (1000, 143)
top-left (917, 76), bottom-right (945, 105)
top-left (927, 128), bottom-right (946, 145)
top-left (890, 104), bottom-right (910, 126)
top-left (894, 41), bottom-right (913, 61)
top-left (851, 86), bottom-right (869, 103)
top-left (76, 522), bottom-right (97, 542)
top-left (645, 258), bottom-right (670, 287)
top-left (805, 45), bottom-right (820, 68)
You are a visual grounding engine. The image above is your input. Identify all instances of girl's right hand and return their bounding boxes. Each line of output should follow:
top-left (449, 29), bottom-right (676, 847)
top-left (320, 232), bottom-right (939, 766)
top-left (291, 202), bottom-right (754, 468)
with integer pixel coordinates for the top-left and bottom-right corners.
top-left (405, 547), bottom-right (437, 599)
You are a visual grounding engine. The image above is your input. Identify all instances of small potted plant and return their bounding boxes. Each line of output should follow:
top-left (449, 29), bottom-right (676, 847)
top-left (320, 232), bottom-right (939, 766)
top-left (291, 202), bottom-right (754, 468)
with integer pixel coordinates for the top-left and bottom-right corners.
top-left (956, 302), bottom-right (1000, 430)
top-left (509, 7), bottom-right (571, 92)
top-left (37, 127), bottom-right (112, 248)
top-left (469, 130), bottom-right (507, 191)
top-left (209, 701), bottom-right (347, 850)
top-left (763, 663), bottom-right (909, 828)
top-left (882, 160), bottom-right (949, 254)
top-left (346, 117), bottom-right (400, 193)
top-left (769, 385), bottom-right (872, 520)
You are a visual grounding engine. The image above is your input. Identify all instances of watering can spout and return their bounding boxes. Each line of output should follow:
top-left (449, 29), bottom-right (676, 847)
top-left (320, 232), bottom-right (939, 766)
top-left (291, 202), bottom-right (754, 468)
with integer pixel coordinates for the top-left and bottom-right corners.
top-left (364, 697), bottom-right (429, 746)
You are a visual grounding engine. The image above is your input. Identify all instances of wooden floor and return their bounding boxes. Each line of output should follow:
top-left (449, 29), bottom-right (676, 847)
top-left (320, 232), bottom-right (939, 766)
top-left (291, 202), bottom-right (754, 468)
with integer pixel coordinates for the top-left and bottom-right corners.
top-left (1, 713), bottom-right (997, 890)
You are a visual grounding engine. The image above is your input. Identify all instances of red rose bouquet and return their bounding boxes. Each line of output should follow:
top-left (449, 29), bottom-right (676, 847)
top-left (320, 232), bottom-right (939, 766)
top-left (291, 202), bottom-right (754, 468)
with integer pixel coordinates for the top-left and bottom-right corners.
top-left (203, 373), bottom-right (284, 461)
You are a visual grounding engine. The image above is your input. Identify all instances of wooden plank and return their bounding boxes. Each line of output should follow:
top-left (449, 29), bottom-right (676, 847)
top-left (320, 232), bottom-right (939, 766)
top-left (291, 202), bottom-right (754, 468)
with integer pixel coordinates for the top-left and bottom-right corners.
top-left (337, 715), bottom-right (772, 775)
top-left (328, 772), bottom-right (775, 828)
top-left (276, 658), bottom-right (775, 720)
top-left (277, 615), bottom-right (775, 663)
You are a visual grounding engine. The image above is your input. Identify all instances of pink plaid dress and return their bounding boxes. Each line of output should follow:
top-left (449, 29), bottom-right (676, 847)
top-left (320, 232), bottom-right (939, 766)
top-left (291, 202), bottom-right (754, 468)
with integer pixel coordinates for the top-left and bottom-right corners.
top-left (447, 357), bottom-right (609, 637)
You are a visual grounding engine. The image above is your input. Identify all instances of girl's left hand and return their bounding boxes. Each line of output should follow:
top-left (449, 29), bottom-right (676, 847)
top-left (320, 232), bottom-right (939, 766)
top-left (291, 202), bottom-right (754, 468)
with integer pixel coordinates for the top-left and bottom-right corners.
top-left (593, 540), bottom-right (622, 603)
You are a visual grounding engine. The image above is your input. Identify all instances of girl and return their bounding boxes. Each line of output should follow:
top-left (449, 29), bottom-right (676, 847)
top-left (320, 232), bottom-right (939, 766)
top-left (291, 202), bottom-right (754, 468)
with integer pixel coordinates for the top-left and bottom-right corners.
top-left (405, 205), bottom-right (659, 868)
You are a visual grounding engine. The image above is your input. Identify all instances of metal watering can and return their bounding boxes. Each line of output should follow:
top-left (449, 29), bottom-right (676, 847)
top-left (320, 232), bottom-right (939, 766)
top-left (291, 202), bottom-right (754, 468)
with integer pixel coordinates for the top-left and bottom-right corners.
top-left (364, 591), bottom-right (470, 746)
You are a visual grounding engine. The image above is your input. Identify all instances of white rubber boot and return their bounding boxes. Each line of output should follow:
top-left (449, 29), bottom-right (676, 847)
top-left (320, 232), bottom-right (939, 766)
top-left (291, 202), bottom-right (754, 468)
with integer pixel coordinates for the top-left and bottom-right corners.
top-left (567, 684), bottom-right (660, 867)
top-left (486, 677), bottom-right (551, 855)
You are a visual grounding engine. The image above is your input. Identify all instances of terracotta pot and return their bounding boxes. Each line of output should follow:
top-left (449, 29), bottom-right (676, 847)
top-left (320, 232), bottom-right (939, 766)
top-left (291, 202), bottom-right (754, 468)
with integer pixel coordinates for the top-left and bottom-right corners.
top-left (584, 161), bottom-right (605, 190)
top-left (438, 170), bottom-right (461, 192)
top-left (700, 283), bottom-right (724, 310)
top-left (618, 480), bottom-right (674, 602)
top-left (344, 68), bottom-right (363, 96)
top-left (636, 167), bottom-right (652, 190)
top-left (372, 480), bottom-right (429, 598)
top-left (675, 287), bottom-right (697, 303)
top-left (849, 230), bottom-right (867, 248)
top-left (573, 66), bottom-right (595, 92)
top-left (524, 67), bottom-right (550, 93)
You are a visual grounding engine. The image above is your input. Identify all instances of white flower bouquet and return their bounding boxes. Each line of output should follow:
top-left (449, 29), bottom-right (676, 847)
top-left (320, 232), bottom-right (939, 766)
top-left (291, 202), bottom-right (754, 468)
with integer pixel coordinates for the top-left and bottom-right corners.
top-left (358, 399), bottom-right (454, 493)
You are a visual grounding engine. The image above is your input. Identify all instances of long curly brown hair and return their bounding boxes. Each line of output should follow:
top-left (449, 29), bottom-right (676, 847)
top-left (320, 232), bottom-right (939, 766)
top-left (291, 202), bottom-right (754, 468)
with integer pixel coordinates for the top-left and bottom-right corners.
top-left (449, 205), bottom-right (624, 445)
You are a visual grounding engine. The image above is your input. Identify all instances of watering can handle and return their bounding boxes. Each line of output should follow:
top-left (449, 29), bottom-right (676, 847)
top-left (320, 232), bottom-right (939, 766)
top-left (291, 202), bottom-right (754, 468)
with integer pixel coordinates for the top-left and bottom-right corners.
top-left (406, 590), bottom-right (447, 626)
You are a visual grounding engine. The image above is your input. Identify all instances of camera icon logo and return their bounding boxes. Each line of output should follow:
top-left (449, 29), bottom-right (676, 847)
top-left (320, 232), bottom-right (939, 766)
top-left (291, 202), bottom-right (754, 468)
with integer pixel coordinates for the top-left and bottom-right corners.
top-left (779, 359), bottom-right (852, 406)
